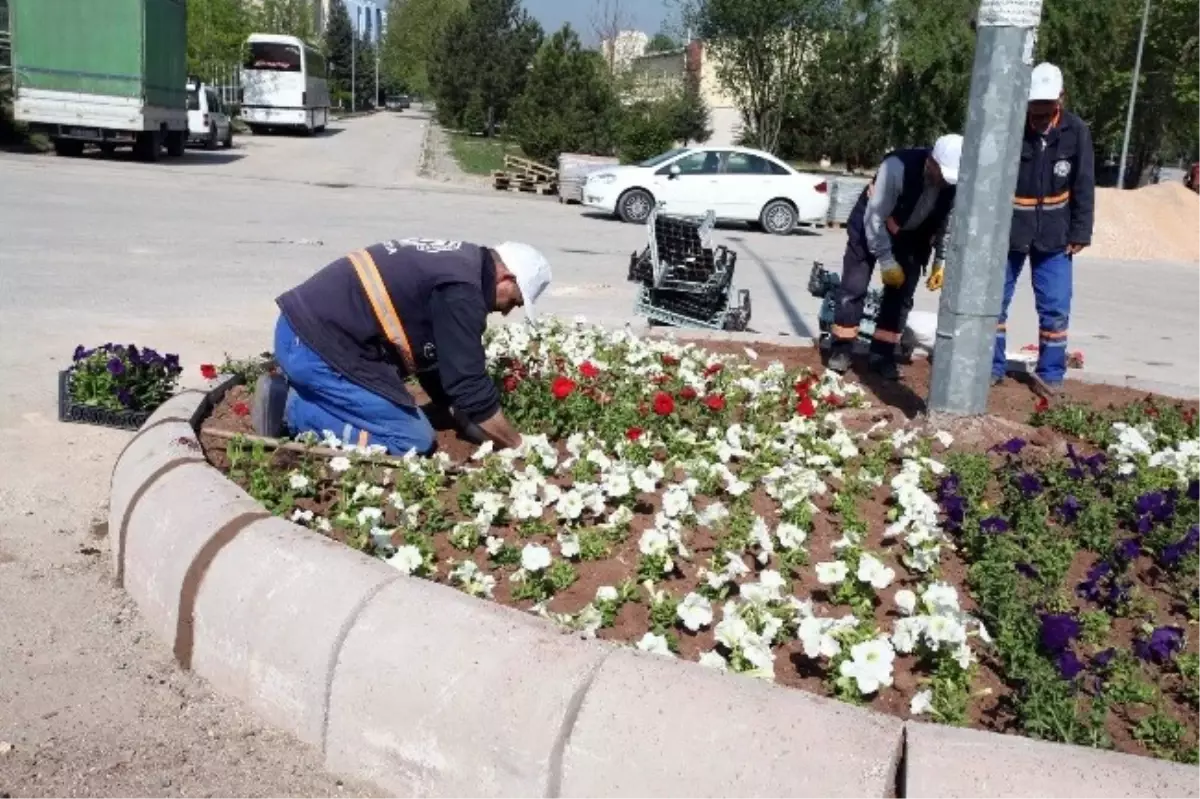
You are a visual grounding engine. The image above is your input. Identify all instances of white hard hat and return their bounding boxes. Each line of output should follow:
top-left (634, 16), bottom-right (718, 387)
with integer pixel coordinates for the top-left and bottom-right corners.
top-left (1029, 62), bottom-right (1064, 101)
top-left (493, 241), bottom-right (552, 322)
top-left (932, 134), bottom-right (964, 186)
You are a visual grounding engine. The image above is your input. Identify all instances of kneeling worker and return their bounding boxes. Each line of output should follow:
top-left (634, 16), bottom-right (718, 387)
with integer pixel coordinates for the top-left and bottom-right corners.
top-left (261, 238), bottom-right (551, 455)
top-left (827, 134), bottom-right (962, 379)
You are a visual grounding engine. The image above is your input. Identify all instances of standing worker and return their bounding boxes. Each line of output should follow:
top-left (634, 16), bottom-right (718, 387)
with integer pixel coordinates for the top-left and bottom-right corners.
top-left (989, 62), bottom-right (1094, 388)
top-left (827, 134), bottom-right (963, 380)
top-left (256, 238), bottom-right (552, 455)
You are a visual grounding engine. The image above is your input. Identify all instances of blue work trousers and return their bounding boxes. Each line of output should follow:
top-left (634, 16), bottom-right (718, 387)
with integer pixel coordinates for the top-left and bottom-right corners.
top-left (273, 315), bottom-right (435, 455)
top-left (991, 248), bottom-right (1072, 386)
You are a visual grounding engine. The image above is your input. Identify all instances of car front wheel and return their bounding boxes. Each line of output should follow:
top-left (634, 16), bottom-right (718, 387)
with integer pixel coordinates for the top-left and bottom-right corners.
top-left (759, 199), bottom-right (797, 235)
top-left (617, 188), bottom-right (655, 224)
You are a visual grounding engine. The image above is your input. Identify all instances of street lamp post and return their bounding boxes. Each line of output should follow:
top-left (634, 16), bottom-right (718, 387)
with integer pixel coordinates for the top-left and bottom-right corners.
top-left (1117, 0), bottom-right (1152, 190)
top-left (927, 0), bottom-right (1044, 417)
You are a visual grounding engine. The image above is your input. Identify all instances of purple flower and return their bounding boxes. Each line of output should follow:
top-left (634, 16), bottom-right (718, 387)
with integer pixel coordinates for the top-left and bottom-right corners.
top-left (1135, 491), bottom-right (1165, 517)
top-left (1188, 479), bottom-right (1198, 502)
top-left (1015, 472), bottom-right (1043, 498)
top-left (1076, 562), bottom-right (1111, 602)
top-left (1058, 495), bottom-right (1082, 524)
top-left (1091, 648), bottom-right (1116, 672)
top-left (1114, 538), bottom-right (1141, 563)
top-left (72, 345), bottom-right (87, 361)
top-left (980, 516), bottom-right (1010, 534)
top-left (106, 357), bottom-right (126, 377)
top-left (995, 438), bottom-right (1027, 455)
top-left (116, 388), bottom-right (134, 408)
top-left (942, 495), bottom-right (965, 531)
top-left (1017, 562), bottom-right (1040, 580)
top-left (1135, 515), bottom-right (1154, 535)
top-left (126, 345), bottom-right (141, 365)
top-left (1083, 452), bottom-right (1107, 477)
top-left (164, 353), bottom-right (181, 373)
top-left (937, 474), bottom-right (961, 501)
top-left (1040, 613), bottom-right (1082, 653)
top-left (1057, 649), bottom-right (1085, 681)
top-left (1133, 626), bottom-right (1185, 664)
top-left (1159, 525), bottom-right (1199, 568)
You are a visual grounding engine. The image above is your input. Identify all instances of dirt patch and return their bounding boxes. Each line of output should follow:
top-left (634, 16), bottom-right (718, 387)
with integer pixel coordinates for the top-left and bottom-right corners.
top-left (1090, 182), bottom-right (1200, 263)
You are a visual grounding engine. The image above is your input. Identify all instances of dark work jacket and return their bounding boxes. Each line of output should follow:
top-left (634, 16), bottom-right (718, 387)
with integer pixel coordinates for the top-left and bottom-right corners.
top-left (276, 239), bottom-right (500, 419)
top-left (848, 147), bottom-right (957, 267)
top-left (1010, 110), bottom-right (1095, 254)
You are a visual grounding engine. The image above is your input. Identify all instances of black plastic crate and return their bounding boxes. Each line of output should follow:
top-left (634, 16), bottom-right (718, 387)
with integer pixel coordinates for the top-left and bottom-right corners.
top-left (57, 369), bottom-right (154, 431)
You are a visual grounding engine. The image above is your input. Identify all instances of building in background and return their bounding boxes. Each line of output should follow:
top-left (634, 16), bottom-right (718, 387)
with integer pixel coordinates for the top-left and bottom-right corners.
top-left (624, 39), bottom-right (742, 147)
top-left (600, 30), bottom-right (649, 73)
top-left (312, 0), bottom-right (385, 42)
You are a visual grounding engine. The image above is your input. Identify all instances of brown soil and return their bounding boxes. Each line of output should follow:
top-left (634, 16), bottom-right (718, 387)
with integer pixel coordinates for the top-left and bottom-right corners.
top-left (1090, 182), bottom-right (1200, 263)
top-left (198, 339), bottom-right (1197, 760)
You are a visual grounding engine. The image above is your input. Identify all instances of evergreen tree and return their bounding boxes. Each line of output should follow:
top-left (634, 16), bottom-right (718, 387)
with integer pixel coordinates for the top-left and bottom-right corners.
top-left (669, 74), bottom-right (712, 145)
top-left (256, 0), bottom-right (315, 39)
top-left (381, 0), bottom-right (466, 96)
top-left (354, 33), bottom-right (378, 109)
top-left (645, 32), bottom-right (680, 53)
top-left (510, 24), bottom-right (619, 161)
top-left (325, 0), bottom-right (355, 103)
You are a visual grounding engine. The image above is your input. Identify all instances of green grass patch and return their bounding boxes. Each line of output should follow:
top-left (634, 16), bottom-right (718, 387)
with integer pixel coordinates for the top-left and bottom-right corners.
top-left (447, 131), bottom-right (524, 175)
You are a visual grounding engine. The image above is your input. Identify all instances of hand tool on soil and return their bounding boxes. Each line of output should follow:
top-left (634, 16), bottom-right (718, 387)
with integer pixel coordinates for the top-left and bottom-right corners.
top-left (627, 205), bottom-right (752, 331)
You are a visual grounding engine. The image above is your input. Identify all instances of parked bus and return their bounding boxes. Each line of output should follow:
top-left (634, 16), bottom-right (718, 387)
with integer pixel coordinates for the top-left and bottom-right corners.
top-left (240, 33), bottom-right (330, 134)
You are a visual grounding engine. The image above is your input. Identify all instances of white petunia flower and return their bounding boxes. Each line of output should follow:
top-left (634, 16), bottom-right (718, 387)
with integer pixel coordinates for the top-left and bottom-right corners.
top-left (677, 592), bottom-right (714, 631)
top-left (662, 485), bottom-right (692, 518)
top-left (838, 637), bottom-right (896, 695)
top-left (356, 507), bottom-right (383, 527)
top-left (638, 528), bottom-right (670, 557)
top-left (520, 544), bottom-right (552, 573)
top-left (698, 650), bottom-right (729, 672)
top-left (511, 494), bottom-right (544, 521)
top-left (910, 688), bottom-right (934, 715)
top-left (891, 616), bottom-right (928, 654)
top-left (485, 535), bottom-right (505, 556)
top-left (775, 522), bottom-right (807, 550)
top-left (329, 456), bottom-right (351, 473)
top-left (894, 589), bottom-right (917, 616)
top-left (857, 553), bottom-right (896, 590)
top-left (595, 585), bottom-right (619, 603)
top-left (291, 508), bottom-right (314, 523)
top-left (558, 531), bottom-right (581, 559)
top-left (635, 632), bottom-right (674, 657)
top-left (798, 617), bottom-right (841, 659)
top-left (288, 473), bottom-right (311, 491)
top-left (385, 545), bottom-right (424, 575)
top-left (816, 560), bottom-right (849, 585)
top-left (555, 490), bottom-right (586, 521)
top-left (921, 582), bottom-right (960, 615)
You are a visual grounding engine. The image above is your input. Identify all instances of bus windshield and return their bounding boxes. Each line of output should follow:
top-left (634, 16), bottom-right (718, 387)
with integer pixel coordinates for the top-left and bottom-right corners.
top-left (244, 42), bottom-right (302, 72)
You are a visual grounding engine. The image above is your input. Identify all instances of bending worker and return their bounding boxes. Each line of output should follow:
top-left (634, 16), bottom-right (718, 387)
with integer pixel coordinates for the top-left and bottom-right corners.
top-left (257, 238), bottom-right (551, 455)
top-left (827, 134), bottom-right (963, 380)
top-left (990, 62), bottom-right (1094, 388)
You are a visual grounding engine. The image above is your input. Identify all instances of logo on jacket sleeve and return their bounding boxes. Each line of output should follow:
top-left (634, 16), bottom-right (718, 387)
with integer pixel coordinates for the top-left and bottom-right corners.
top-left (385, 238), bottom-right (463, 254)
top-left (1053, 159), bottom-right (1073, 178)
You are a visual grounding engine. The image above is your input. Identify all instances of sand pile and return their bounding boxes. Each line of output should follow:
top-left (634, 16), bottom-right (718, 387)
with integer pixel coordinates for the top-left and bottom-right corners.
top-left (1089, 181), bottom-right (1199, 263)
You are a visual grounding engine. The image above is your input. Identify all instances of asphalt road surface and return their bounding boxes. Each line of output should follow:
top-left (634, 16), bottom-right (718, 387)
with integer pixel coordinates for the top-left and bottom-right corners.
top-left (0, 109), bottom-right (1195, 796)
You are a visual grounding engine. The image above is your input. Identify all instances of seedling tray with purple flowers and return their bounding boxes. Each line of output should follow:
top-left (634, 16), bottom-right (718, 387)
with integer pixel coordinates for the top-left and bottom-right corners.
top-left (59, 343), bottom-right (183, 431)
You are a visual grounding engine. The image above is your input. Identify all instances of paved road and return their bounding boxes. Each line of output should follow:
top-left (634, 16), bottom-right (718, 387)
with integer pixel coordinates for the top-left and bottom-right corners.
top-left (0, 111), bottom-right (1196, 795)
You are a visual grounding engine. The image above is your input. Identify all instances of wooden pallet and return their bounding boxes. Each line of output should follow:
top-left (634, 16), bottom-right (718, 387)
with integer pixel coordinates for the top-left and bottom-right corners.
top-left (492, 169), bottom-right (558, 196)
top-left (504, 154), bottom-right (557, 183)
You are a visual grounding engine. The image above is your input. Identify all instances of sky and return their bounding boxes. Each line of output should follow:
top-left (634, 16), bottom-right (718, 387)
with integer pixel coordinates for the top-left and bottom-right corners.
top-left (520, 0), bottom-right (678, 44)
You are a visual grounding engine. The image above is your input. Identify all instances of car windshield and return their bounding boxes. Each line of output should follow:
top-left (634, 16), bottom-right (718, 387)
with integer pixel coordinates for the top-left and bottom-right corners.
top-left (638, 148), bottom-right (692, 168)
top-left (187, 89), bottom-right (200, 111)
top-left (244, 42), bottom-right (302, 72)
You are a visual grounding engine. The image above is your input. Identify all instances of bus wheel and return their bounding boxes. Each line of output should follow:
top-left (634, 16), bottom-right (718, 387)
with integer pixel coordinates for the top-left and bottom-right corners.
top-left (166, 130), bottom-right (186, 157)
top-left (134, 131), bottom-right (161, 162)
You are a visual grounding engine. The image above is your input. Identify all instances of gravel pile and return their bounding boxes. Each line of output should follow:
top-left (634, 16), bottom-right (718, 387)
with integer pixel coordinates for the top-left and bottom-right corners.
top-left (1089, 181), bottom-right (1199, 263)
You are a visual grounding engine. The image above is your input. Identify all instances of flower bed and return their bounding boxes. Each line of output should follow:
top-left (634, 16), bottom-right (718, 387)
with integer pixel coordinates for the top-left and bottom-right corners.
top-left (200, 320), bottom-right (1199, 764)
top-left (60, 343), bottom-right (183, 430)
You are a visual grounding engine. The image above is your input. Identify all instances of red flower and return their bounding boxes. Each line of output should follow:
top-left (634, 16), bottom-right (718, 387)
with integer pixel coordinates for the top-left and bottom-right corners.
top-left (551, 376), bottom-right (576, 400)
top-left (232, 401), bottom-right (250, 417)
top-left (580, 361), bottom-right (600, 379)
top-left (704, 393), bottom-right (726, 412)
top-left (796, 395), bottom-right (816, 418)
top-left (653, 374), bottom-right (670, 385)
top-left (200, 363), bottom-right (217, 380)
top-left (652, 391), bottom-right (675, 416)
top-left (823, 392), bottom-right (844, 408)
top-left (661, 354), bottom-right (680, 367)
top-left (794, 378), bottom-right (813, 398)
top-left (502, 375), bottom-right (519, 393)
top-left (626, 427), bottom-right (644, 441)
top-left (704, 363), bottom-right (723, 377)
top-left (679, 386), bottom-right (698, 401)
top-left (1034, 396), bottom-right (1050, 413)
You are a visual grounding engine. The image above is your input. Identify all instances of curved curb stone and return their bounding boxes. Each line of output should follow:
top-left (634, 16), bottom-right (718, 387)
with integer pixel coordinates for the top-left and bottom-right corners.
top-left (110, 381), bottom-right (1198, 798)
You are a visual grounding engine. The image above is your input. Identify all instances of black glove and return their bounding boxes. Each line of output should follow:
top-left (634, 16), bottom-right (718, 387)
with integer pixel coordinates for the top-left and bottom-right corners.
top-left (451, 406), bottom-right (488, 445)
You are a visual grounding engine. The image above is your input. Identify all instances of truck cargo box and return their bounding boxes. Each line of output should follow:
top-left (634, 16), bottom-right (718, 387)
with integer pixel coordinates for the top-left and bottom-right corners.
top-left (12, 0), bottom-right (187, 132)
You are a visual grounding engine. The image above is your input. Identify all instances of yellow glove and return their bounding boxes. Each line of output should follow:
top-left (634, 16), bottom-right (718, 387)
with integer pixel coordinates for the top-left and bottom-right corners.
top-left (879, 262), bottom-right (906, 289)
top-left (926, 262), bottom-right (945, 291)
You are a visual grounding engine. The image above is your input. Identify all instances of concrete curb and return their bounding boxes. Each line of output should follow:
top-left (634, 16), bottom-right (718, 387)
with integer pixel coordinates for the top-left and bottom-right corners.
top-left (109, 382), bottom-right (1198, 797)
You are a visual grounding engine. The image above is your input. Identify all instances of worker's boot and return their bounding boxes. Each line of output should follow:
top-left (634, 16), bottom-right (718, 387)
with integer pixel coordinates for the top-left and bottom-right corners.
top-left (251, 369), bottom-right (290, 438)
top-left (868, 340), bottom-right (901, 381)
top-left (826, 339), bottom-right (853, 374)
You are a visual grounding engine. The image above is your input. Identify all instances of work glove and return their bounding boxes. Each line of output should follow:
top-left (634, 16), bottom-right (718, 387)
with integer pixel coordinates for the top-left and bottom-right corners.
top-left (926, 262), bottom-right (945, 291)
top-left (879, 260), bottom-right (906, 289)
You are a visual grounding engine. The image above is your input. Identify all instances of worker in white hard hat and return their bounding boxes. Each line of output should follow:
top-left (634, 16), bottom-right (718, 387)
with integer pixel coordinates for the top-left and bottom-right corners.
top-left (261, 238), bottom-right (552, 454)
top-left (827, 134), bottom-right (963, 380)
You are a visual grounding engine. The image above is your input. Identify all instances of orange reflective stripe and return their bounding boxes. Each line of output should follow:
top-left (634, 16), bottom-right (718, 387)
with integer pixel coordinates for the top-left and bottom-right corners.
top-left (1039, 329), bottom-right (1068, 340)
top-left (831, 324), bottom-right (859, 340)
top-left (1013, 190), bottom-right (1070, 207)
top-left (357, 429), bottom-right (370, 448)
top-left (348, 249), bottom-right (417, 374)
top-left (873, 328), bottom-right (902, 344)
top-left (996, 323), bottom-right (1007, 331)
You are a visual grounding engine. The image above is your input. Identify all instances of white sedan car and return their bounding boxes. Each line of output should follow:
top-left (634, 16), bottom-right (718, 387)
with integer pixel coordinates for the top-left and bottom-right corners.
top-left (583, 146), bottom-right (830, 234)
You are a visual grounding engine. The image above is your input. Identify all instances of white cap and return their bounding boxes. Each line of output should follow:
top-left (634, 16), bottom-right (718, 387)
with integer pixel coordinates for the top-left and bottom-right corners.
top-left (493, 241), bottom-right (552, 322)
top-left (1029, 62), bottom-right (1063, 101)
top-left (932, 133), bottom-right (964, 186)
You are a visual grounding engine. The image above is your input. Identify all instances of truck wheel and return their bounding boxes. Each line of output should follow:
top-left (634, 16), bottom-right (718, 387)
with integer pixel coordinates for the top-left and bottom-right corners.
top-left (248, 124), bottom-right (263, 135)
top-left (223, 126), bottom-right (234, 148)
top-left (134, 131), bottom-right (162, 162)
top-left (206, 124), bottom-right (219, 150)
top-left (98, 143), bottom-right (117, 156)
top-left (166, 130), bottom-right (186, 157)
top-left (52, 139), bottom-right (85, 157)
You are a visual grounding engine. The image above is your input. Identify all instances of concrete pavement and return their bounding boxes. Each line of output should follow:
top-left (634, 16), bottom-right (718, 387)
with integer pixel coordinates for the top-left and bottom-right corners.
top-left (0, 110), bottom-right (1195, 795)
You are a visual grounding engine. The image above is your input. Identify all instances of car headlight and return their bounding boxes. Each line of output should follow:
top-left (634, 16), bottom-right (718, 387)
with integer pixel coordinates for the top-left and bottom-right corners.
top-left (589, 173), bottom-right (617, 185)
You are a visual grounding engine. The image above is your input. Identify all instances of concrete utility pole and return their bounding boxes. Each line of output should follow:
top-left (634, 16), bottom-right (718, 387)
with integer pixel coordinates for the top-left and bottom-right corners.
top-left (351, 23), bottom-right (357, 113)
top-left (927, 0), bottom-right (1044, 416)
top-left (1117, 0), bottom-right (1152, 190)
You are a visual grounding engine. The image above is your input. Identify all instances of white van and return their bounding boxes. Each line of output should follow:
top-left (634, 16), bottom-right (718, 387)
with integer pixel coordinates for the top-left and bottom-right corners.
top-left (186, 80), bottom-right (233, 149)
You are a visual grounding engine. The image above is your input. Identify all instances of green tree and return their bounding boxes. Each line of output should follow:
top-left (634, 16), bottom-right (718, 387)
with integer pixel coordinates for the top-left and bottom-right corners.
top-left (354, 33), bottom-right (378, 109)
top-left (692, 0), bottom-right (835, 154)
top-left (325, 0), bottom-right (355, 103)
top-left (510, 24), bottom-right (620, 161)
top-left (779, 0), bottom-right (889, 168)
top-left (429, 0), bottom-right (543, 133)
top-left (668, 74), bottom-right (712, 144)
top-left (187, 0), bottom-right (255, 76)
top-left (645, 31), bottom-right (680, 53)
top-left (256, 0), bottom-right (315, 39)
top-left (617, 100), bottom-right (677, 163)
top-left (381, 0), bottom-right (466, 96)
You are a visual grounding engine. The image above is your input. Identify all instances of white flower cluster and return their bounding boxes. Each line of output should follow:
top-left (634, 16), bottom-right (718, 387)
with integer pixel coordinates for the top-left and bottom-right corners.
top-left (885, 457), bottom-right (947, 572)
top-left (890, 582), bottom-right (990, 678)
